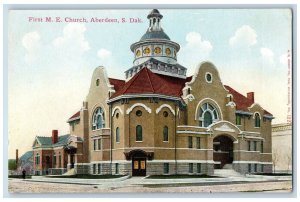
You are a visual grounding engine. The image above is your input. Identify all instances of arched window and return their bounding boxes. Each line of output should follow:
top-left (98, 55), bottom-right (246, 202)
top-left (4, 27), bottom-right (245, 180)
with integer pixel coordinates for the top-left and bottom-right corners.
top-left (136, 125), bottom-right (143, 141)
top-left (255, 113), bottom-right (261, 127)
top-left (96, 79), bottom-right (100, 86)
top-left (199, 103), bottom-right (219, 127)
top-left (116, 127), bottom-right (120, 143)
top-left (163, 126), bottom-right (168, 142)
top-left (92, 107), bottom-right (105, 130)
top-left (203, 111), bottom-right (213, 127)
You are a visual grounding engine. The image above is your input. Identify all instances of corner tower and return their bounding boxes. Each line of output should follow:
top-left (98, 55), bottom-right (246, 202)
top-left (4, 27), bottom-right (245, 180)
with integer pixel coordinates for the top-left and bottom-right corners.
top-left (126, 9), bottom-right (187, 79)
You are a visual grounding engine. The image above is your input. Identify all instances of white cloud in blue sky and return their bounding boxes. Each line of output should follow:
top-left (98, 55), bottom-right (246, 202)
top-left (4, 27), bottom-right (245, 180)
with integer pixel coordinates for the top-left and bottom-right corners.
top-left (229, 25), bottom-right (257, 47)
top-left (8, 9), bottom-right (292, 158)
top-left (260, 47), bottom-right (274, 64)
top-left (22, 31), bottom-right (41, 63)
top-left (179, 31), bottom-right (213, 74)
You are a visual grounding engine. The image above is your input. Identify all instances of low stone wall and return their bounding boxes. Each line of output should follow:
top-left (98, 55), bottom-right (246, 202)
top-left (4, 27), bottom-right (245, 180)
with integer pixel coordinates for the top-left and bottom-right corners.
top-left (48, 168), bottom-right (67, 175)
top-left (233, 163), bottom-right (273, 174)
top-left (79, 161), bottom-right (214, 176)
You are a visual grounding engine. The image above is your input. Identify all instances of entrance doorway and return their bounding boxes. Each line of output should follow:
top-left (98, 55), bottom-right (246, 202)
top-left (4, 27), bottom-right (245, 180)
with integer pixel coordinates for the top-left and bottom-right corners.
top-left (70, 154), bottom-right (75, 169)
top-left (131, 150), bottom-right (147, 176)
top-left (213, 135), bottom-right (234, 169)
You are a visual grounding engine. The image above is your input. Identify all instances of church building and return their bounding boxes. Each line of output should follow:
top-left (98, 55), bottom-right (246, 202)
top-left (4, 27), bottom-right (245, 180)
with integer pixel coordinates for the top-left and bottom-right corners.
top-left (34, 9), bottom-right (274, 176)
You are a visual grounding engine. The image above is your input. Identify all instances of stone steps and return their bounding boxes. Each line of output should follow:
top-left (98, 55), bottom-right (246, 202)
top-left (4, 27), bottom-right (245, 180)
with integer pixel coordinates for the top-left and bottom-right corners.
top-left (62, 168), bottom-right (76, 176)
top-left (214, 164), bottom-right (243, 177)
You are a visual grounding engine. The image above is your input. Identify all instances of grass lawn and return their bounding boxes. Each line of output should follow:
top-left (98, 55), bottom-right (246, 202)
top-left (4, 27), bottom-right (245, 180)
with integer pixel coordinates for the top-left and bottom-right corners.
top-left (146, 174), bottom-right (221, 179)
top-left (8, 175), bottom-right (32, 179)
top-left (253, 173), bottom-right (292, 176)
top-left (45, 174), bottom-right (126, 179)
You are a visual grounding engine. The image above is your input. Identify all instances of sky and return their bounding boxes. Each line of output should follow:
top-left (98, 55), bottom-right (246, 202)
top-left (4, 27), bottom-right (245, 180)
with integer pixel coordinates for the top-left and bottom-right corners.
top-left (8, 9), bottom-right (292, 159)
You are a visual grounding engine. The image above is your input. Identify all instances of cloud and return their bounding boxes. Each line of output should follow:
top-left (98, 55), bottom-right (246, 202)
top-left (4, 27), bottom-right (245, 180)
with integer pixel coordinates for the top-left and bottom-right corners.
top-left (22, 31), bottom-right (40, 51)
top-left (179, 32), bottom-right (213, 73)
top-left (97, 48), bottom-right (112, 59)
top-left (22, 31), bottom-right (40, 63)
top-left (279, 53), bottom-right (291, 66)
top-left (260, 47), bottom-right (274, 64)
top-left (52, 23), bottom-right (90, 53)
top-left (229, 25), bottom-right (257, 47)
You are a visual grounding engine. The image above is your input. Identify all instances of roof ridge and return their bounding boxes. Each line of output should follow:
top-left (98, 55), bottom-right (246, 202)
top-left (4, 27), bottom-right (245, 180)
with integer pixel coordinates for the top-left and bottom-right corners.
top-left (224, 85), bottom-right (249, 100)
top-left (109, 77), bottom-right (125, 82)
top-left (145, 68), bottom-right (155, 93)
top-left (121, 67), bottom-right (146, 94)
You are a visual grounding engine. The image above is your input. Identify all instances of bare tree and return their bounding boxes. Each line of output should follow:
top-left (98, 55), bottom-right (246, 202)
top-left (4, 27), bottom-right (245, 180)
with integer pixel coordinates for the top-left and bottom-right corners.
top-left (286, 147), bottom-right (292, 173)
top-left (272, 148), bottom-right (279, 173)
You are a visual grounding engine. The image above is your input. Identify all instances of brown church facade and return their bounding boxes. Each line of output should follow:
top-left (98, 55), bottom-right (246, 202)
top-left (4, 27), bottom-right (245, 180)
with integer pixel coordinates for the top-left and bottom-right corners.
top-left (33, 9), bottom-right (274, 176)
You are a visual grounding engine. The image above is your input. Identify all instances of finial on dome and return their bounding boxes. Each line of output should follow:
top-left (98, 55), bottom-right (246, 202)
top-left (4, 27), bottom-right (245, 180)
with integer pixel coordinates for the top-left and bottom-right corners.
top-left (147, 9), bottom-right (163, 31)
top-left (147, 9), bottom-right (163, 19)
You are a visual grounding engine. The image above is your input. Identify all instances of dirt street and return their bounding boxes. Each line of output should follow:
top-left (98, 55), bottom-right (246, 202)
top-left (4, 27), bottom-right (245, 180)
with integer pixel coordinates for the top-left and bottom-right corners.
top-left (8, 179), bottom-right (292, 194)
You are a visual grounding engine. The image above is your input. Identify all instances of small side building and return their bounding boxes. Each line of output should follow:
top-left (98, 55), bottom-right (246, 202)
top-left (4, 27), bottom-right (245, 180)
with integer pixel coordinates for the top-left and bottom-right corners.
top-left (32, 130), bottom-right (70, 175)
top-left (272, 123), bottom-right (292, 173)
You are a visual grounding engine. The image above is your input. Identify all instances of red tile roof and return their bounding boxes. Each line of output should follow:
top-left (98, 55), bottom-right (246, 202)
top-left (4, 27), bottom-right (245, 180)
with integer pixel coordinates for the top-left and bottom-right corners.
top-left (110, 67), bottom-right (192, 99)
top-left (67, 111), bottom-right (80, 122)
top-left (109, 78), bottom-right (125, 92)
top-left (224, 85), bottom-right (272, 116)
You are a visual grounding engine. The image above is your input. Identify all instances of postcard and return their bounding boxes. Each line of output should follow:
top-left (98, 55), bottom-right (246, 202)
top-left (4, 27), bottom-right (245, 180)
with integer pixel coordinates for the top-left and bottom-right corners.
top-left (7, 7), bottom-right (293, 194)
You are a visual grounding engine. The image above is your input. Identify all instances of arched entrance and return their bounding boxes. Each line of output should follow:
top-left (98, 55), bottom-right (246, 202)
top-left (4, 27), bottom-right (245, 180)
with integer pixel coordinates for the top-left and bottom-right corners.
top-left (124, 149), bottom-right (154, 176)
top-left (64, 145), bottom-right (77, 169)
top-left (213, 135), bottom-right (234, 169)
top-left (131, 150), bottom-right (147, 176)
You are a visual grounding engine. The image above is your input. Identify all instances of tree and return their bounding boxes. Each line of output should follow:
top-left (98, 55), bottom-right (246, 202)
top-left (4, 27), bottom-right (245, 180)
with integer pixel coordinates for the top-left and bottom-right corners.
top-left (286, 146), bottom-right (292, 173)
top-left (272, 149), bottom-right (279, 173)
top-left (8, 159), bottom-right (17, 170)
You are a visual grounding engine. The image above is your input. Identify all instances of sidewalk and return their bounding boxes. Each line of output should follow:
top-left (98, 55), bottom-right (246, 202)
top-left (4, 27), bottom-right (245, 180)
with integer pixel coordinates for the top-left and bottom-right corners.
top-left (25, 174), bottom-right (292, 189)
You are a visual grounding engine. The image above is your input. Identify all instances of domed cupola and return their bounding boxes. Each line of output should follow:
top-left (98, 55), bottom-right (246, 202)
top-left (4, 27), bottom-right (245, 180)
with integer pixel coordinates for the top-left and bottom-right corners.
top-left (140, 9), bottom-right (171, 41)
top-left (126, 9), bottom-right (187, 80)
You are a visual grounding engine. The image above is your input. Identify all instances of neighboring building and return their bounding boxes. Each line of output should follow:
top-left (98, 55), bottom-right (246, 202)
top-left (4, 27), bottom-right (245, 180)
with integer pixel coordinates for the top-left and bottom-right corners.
top-left (32, 9), bottom-right (274, 176)
top-left (272, 123), bottom-right (292, 173)
top-left (17, 151), bottom-right (33, 175)
top-left (32, 130), bottom-right (70, 175)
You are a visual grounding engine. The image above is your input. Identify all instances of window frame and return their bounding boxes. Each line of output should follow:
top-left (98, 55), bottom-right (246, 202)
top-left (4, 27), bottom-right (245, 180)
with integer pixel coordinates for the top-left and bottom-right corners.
top-left (248, 141), bottom-right (251, 151)
top-left (93, 164), bottom-right (96, 174)
top-left (35, 153), bottom-right (40, 165)
top-left (93, 139), bottom-right (97, 150)
top-left (188, 136), bottom-right (193, 148)
top-left (248, 164), bottom-right (251, 173)
top-left (98, 164), bottom-right (101, 174)
top-left (189, 163), bottom-right (193, 173)
top-left (115, 163), bottom-right (119, 174)
top-left (254, 113), bottom-right (261, 128)
top-left (199, 103), bottom-right (219, 127)
top-left (163, 126), bottom-right (169, 142)
top-left (197, 163), bottom-right (201, 173)
top-left (196, 137), bottom-right (201, 149)
top-left (136, 125), bottom-right (143, 142)
top-left (236, 114), bottom-right (242, 126)
top-left (92, 107), bottom-right (105, 130)
top-left (116, 127), bottom-right (120, 143)
top-left (163, 163), bottom-right (169, 174)
top-left (98, 138), bottom-right (101, 150)
top-left (53, 153), bottom-right (56, 167)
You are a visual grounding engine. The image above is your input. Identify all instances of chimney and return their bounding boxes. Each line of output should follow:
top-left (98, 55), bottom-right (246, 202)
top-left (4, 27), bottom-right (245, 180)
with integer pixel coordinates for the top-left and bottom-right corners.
top-left (52, 130), bottom-right (58, 144)
top-left (247, 92), bottom-right (254, 103)
top-left (16, 149), bottom-right (18, 165)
